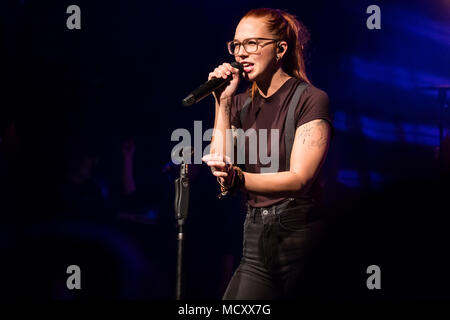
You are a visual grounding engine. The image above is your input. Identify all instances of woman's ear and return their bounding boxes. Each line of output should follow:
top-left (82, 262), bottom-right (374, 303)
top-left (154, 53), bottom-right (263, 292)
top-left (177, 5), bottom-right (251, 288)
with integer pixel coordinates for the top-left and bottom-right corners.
top-left (277, 41), bottom-right (288, 59)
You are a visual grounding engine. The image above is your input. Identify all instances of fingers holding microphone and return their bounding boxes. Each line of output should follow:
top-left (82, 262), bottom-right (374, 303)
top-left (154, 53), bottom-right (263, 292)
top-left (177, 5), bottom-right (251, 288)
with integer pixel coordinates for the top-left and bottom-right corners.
top-left (208, 63), bottom-right (240, 80)
top-left (209, 62), bottom-right (242, 101)
top-left (182, 62), bottom-right (243, 106)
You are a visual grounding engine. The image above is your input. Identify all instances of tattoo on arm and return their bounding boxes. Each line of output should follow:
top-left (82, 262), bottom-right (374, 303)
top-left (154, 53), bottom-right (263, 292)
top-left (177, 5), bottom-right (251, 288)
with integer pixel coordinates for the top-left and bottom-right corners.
top-left (297, 119), bottom-right (329, 148)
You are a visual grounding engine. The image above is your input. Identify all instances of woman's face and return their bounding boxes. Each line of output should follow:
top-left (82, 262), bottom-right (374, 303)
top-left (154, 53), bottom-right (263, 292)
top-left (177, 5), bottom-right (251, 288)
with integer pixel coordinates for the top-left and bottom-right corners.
top-left (234, 17), bottom-right (278, 82)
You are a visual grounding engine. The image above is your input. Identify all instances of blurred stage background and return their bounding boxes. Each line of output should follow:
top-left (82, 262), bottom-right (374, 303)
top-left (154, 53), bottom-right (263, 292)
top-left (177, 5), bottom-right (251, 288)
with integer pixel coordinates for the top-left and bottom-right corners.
top-left (0, 0), bottom-right (449, 299)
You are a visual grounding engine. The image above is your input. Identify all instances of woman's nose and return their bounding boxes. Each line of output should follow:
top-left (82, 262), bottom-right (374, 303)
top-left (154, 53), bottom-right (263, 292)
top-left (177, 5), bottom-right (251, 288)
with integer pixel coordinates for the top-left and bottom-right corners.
top-left (235, 45), bottom-right (248, 58)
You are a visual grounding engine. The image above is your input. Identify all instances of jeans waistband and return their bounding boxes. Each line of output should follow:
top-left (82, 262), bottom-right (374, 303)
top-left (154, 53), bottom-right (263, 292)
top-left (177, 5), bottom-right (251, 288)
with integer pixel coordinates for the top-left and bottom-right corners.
top-left (247, 197), bottom-right (315, 217)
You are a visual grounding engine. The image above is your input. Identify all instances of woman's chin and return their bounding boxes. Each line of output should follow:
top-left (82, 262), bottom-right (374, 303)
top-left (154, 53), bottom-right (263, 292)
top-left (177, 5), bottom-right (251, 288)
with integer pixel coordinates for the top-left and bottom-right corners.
top-left (244, 71), bottom-right (259, 82)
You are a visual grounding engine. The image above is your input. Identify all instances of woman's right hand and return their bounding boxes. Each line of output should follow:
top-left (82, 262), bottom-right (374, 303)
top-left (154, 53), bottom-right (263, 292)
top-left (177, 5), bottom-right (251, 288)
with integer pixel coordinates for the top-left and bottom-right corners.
top-left (202, 154), bottom-right (234, 187)
top-left (208, 62), bottom-right (241, 102)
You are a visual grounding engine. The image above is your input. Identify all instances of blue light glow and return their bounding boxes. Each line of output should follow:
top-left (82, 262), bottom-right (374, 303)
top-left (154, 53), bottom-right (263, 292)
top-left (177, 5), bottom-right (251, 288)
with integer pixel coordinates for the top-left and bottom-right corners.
top-left (333, 111), bottom-right (441, 147)
top-left (360, 116), bottom-right (398, 143)
top-left (402, 123), bottom-right (440, 146)
top-left (349, 56), bottom-right (450, 91)
top-left (369, 171), bottom-right (383, 189)
top-left (333, 111), bottom-right (348, 132)
top-left (337, 169), bottom-right (360, 188)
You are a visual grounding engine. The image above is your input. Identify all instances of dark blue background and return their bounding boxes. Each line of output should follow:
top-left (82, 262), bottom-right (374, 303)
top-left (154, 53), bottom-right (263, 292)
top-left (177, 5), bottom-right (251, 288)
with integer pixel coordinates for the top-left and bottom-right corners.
top-left (0, 0), bottom-right (449, 299)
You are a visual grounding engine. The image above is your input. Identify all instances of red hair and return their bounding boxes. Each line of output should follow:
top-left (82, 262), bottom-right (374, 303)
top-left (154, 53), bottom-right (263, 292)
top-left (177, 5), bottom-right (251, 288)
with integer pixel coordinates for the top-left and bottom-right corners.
top-left (241, 8), bottom-right (311, 97)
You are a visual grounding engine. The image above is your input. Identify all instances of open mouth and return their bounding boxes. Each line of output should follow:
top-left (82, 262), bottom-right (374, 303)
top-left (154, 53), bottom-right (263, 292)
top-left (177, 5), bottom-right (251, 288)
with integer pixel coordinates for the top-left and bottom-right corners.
top-left (242, 62), bottom-right (254, 73)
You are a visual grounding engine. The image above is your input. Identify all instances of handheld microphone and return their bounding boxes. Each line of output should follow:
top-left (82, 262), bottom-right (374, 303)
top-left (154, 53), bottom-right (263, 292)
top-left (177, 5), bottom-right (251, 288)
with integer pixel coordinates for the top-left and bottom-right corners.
top-left (182, 62), bottom-right (243, 107)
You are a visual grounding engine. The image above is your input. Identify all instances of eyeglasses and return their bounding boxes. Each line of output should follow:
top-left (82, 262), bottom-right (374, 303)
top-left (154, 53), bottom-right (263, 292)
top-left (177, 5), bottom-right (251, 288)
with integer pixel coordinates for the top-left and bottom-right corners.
top-left (226, 38), bottom-right (280, 55)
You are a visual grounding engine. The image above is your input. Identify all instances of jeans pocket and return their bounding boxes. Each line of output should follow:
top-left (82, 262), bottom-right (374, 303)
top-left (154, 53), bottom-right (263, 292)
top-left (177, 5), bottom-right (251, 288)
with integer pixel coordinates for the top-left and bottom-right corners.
top-left (277, 205), bottom-right (314, 232)
top-left (243, 212), bottom-right (252, 233)
top-left (242, 212), bottom-right (252, 253)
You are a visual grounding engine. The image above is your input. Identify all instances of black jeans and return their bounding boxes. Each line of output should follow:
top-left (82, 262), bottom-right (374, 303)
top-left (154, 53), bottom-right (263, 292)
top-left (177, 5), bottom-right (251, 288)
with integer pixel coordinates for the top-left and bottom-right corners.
top-left (223, 197), bottom-right (324, 300)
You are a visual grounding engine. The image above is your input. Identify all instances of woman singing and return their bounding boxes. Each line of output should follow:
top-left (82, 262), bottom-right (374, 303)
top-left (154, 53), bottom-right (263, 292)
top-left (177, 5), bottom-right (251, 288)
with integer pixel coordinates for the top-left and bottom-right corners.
top-left (202, 8), bottom-right (332, 299)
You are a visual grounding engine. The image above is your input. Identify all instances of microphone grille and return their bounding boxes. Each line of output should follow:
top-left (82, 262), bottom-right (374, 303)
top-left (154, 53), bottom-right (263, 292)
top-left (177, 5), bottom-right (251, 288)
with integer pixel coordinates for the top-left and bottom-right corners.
top-left (231, 62), bottom-right (243, 72)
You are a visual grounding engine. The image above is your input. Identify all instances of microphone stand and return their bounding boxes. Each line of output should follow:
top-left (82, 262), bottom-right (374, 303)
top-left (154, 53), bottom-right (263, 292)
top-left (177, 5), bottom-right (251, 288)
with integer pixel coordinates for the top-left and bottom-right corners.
top-left (174, 156), bottom-right (189, 300)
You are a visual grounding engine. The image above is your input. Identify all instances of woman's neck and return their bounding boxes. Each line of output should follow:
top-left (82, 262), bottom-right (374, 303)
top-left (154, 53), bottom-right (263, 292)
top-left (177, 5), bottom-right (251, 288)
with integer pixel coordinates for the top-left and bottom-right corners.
top-left (256, 67), bottom-right (292, 98)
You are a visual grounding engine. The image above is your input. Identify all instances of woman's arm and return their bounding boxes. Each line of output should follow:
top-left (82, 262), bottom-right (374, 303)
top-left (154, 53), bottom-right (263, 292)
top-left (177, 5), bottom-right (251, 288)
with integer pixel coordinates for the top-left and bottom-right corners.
top-left (205, 119), bottom-right (330, 195)
top-left (210, 97), bottom-right (233, 158)
top-left (208, 63), bottom-right (241, 159)
top-left (244, 119), bottom-right (330, 194)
